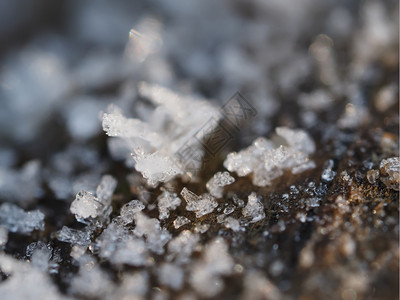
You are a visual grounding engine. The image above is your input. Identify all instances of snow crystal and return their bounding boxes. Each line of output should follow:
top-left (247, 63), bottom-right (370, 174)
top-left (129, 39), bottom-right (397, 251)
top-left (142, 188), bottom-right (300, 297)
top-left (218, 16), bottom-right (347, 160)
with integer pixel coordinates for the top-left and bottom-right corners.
top-left (321, 159), bottom-right (336, 182)
top-left (133, 212), bottom-right (171, 255)
top-left (224, 127), bottom-right (316, 186)
top-left (223, 204), bottom-right (235, 215)
top-left (26, 241), bottom-right (52, 272)
top-left (0, 203), bottom-right (44, 234)
top-left (174, 216), bottom-right (190, 229)
top-left (70, 175), bottom-right (117, 221)
top-left (242, 193), bottom-right (265, 223)
top-left (120, 200), bottom-right (145, 224)
top-left (56, 226), bottom-right (91, 246)
top-left (158, 263), bottom-right (184, 290)
top-left (167, 230), bottom-right (199, 264)
top-left (158, 190), bottom-right (181, 220)
top-left (190, 238), bottom-right (234, 297)
top-left (0, 253), bottom-right (68, 300)
top-left (224, 217), bottom-right (241, 232)
top-left (206, 171), bottom-right (235, 198)
top-left (181, 187), bottom-right (218, 218)
top-left (379, 157), bottom-right (399, 191)
top-left (194, 223), bottom-right (210, 234)
top-left (102, 83), bottom-right (220, 186)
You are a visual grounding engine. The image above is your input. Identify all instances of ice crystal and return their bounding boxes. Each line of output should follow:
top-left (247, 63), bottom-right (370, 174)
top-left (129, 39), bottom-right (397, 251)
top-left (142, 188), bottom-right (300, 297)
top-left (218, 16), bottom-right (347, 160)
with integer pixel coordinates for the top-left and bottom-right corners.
top-left (0, 203), bottom-right (44, 234)
top-left (242, 192), bottom-right (265, 223)
top-left (102, 83), bottom-right (220, 186)
top-left (224, 127), bottom-right (316, 186)
top-left (173, 216), bottom-right (190, 229)
top-left (120, 199), bottom-right (145, 224)
top-left (206, 171), bottom-right (235, 198)
top-left (55, 226), bottom-right (91, 246)
top-left (181, 187), bottom-right (218, 218)
top-left (167, 230), bottom-right (199, 265)
top-left (379, 157), bottom-right (399, 190)
top-left (157, 190), bottom-right (181, 220)
top-left (190, 238), bottom-right (234, 297)
top-left (26, 241), bottom-right (52, 272)
top-left (224, 217), bottom-right (241, 232)
top-left (70, 175), bottom-right (117, 221)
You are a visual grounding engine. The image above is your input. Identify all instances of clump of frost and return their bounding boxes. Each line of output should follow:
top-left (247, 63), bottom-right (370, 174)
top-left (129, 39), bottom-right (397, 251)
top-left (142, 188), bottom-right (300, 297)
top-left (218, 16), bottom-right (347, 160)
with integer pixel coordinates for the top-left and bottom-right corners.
top-left (0, 203), bottom-right (44, 234)
top-left (181, 187), bottom-right (218, 218)
top-left (102, 82), bottom-right (220, 186)
top-left (242, 193), bottom-right (265, 223)
top-left (190, 238), bottom-right (234, 297)
top-left (113, 272), bottom-right (148, 299)
top-left (174, 216), bottom-right (190, 229)
top-left (158, 263), bottom-right (184, 290)
top-left (55, 226), bottom-right (91, 247)
top-left (224, 217), bottom-right (241, 232)
top-left (206, 171), bottom-right (235, 198)
top-left (0, 160), bottom-right (41, 206)
top-left (167, 230), bottom-right (199, 265)
top-left (157, 190), bottom-right (181, 220)
top-left (0, 253), bottom-right (67, 300)
top-left (379, 157), bottom-right (399, 191)
top-left (0, 226), bottom-right (8, 247)
top-left (70, 175), bottom-right (117, 222)
top-left (26, 241), bottom-right (52, 272)
top-left (119, 199), bottom-right (145, 224)
top-left (133, 212), bottom-right (172, 254)
top-left (224, 127), bottom-right (316, 186)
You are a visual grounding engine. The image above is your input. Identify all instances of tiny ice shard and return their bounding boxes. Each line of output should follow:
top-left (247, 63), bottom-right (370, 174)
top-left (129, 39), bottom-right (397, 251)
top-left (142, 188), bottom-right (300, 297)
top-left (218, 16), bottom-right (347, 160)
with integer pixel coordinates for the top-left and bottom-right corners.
top-left (181, 187), bottom-right (218, 218)
top-left (0, 203), bottom-right (44, 234)
top-left (56, 226), bottom-right (91, 246)
top-left (157, 190), bottom-right (181, 220)
top-left (242, 192), bottom-right (265, 223)
top-left (206, 171), bottom-right (235, 198)
top-left (26, 241), bottom-right (52, 272)
top-left (70, 175), bottom-right (117, 221)
top-left (190, 238), bottom-right (234, 297)
top-left (158, 263), bottom-right (184, 290)
top-left (321, 159), bottom-right (336, 182)
top-left (173, 216), bottom-right (190, 229)
top-left (120, 200), bottom-right (145, 224)
top-left (379, 157), bottom-right (399, 190)
top-left (224, 127), bottom-right (316, 187)
top-left (224, 217), bottom-right (241, 232)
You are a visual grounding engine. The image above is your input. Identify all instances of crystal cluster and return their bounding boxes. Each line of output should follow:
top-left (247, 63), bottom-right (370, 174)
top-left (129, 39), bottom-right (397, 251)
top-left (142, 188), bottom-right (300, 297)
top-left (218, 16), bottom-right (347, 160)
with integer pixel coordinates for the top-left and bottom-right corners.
top-left (224, 127), bottom-right (316, 186)
top-left (206, 171), bottom-right (235, 198)
top-left (0, 203), bottom-right (44, 234)
top-left (181, 187), bottom-right (218, 218)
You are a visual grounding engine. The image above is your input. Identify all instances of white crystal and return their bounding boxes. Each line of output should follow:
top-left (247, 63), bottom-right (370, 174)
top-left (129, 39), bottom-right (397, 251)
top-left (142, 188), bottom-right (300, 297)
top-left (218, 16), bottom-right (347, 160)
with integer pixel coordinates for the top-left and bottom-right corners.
top-left (157, 190), bottom-right (181, 220)
top-left (190, 238), bottom-right (234, 297)
top-left (26, 241), bottom-right (52, 272)
top-left (56, 226), bottom-right (91, 246)
top-left (224, 127), bottom-right (316, 187)
top-left (224, 217), bottom-right (241, 232)
top-left (0, 203), bottom-right (44, 234)
top-left (242, 192), bottom-right (265, 223)
top-left (206, 171), bottom-right (235, 198)
top-left (174, 216), bottom-right (190, 229)
top-left (120, 200), bottom-right (145, 224)
top-left (379, 157), bottom-right (400, 190)
top-left (181, 188), bottom-right (218, 218)
top-left (167, 230), bottom-right (199, 264)
top-left (70, 175), bottom-right (117, 221)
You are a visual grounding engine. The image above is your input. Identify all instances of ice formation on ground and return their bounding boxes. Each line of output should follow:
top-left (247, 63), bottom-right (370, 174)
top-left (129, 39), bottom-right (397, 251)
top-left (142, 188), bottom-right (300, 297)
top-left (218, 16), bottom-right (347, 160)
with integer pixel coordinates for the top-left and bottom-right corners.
top-left (242, 192), bottom-right (265, 223)
top-left (102, 83), bottom-right (220, 186)
top-left (70, 175), bottom-right (117, 222)
top-left (0, 203), bottom-right (44, 234)
top-left (190, 238), bottom-right (234, 297)
top-left (206, 171), bottom-right (235, 198)
top-left (181, 187), bottom-right (218, 218)
top-left (224, 127), bottom-right (316, 186)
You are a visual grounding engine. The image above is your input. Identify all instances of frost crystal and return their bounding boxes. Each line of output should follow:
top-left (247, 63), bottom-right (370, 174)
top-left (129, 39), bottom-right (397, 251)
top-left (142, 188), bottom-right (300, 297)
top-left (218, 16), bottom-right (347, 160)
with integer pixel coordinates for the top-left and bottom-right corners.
top-left (173, 216), bottom-right (190, 229)
top-left (224, 127), bottom-right (316, 186)
top-left (102, 83), bottom-right (220, 186)
top-left (206, 171), bottom-right (235, 198)
top-left (120, 200), bottom-right (145, 224)
top-left (157, 190), bottom-right (181, 220)
top-left (224, 217), bottom-right (241, 232)
top-left (242, 193), bottom-right (265, 223)
top-left (181, 187), bottom-right (218, 218)
top-left (26, 241), bottom-right (52, 272)
top-left (70, 175), bottom-right (117, 221)
top-left (190, 238), bottom-right (234, 297)
top-left (379, 157), bottom-right (399, 191)
top-left (56, 226), bottom-right (91, 246)
top-left (0, 203), bottom-right (44, 234)
top-left (167, 230), bottom-right (199, 264)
